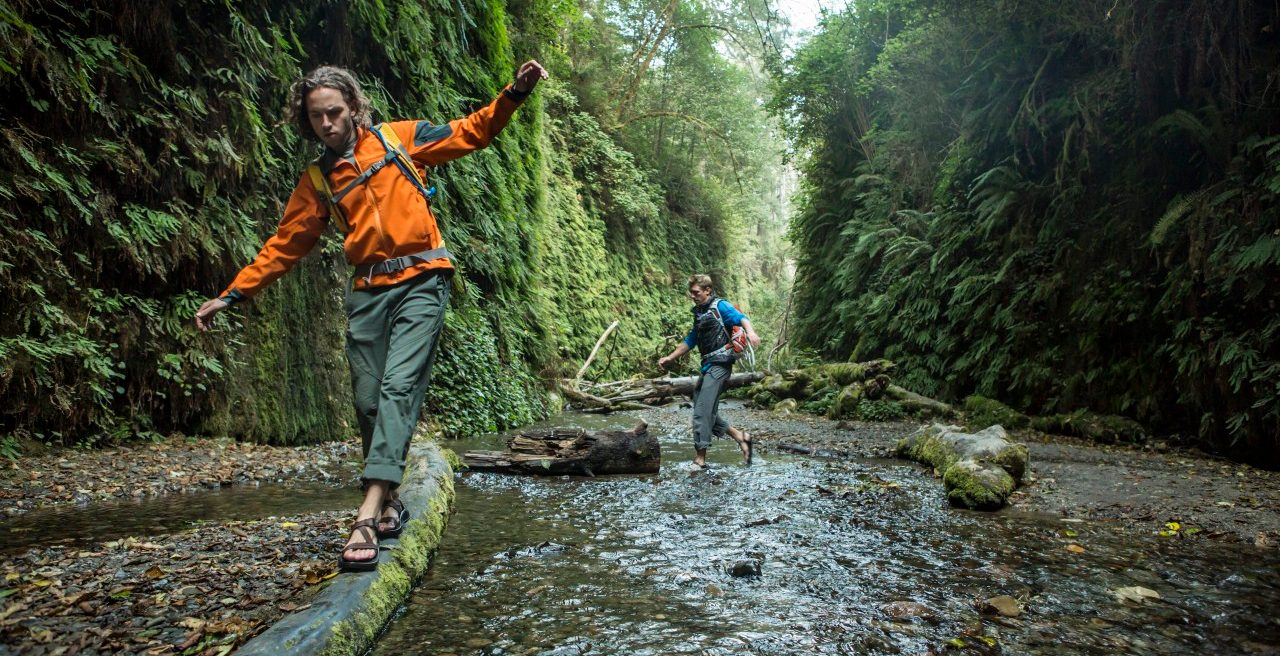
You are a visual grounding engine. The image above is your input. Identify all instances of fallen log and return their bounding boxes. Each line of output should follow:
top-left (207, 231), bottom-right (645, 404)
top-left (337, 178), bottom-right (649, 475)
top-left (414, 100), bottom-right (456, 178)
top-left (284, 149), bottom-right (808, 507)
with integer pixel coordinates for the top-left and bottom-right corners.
top-left (646, 371), bottom-right (766, 396)
top-left (564, 371), bottom-right (766, 411)
top-left (462, 421), bottom-right (659, 475)
top-left (886, 385), bottom-right (956, 418)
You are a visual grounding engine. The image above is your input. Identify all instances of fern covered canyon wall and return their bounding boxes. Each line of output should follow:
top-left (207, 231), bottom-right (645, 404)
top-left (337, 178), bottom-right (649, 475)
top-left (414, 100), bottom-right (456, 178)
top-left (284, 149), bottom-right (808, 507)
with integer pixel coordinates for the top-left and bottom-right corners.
top-left (777, 0), bottom-right (1280, 465)
top-left (0, 0), bottom-right (786, 447)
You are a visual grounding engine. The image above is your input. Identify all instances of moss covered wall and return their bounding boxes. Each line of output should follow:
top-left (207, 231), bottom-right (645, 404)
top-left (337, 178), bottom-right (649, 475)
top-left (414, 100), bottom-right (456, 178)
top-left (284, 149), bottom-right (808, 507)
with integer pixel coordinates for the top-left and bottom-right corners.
top-left (0, 0), bottom-right (724, 446)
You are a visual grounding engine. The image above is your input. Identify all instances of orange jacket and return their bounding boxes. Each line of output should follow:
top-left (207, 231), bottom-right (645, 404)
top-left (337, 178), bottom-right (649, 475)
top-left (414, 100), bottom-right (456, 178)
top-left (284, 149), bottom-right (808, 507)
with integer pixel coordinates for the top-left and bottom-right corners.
top-left (219, 86), bottom-right (527, 300)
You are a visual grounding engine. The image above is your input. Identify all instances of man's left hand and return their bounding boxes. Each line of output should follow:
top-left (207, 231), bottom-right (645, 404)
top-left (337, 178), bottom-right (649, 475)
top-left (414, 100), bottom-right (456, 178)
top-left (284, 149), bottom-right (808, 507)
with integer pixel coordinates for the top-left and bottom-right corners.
top-left (513, 60), bottom-right (548, 94)
top-left (747, 331), bottom-right (762, 348)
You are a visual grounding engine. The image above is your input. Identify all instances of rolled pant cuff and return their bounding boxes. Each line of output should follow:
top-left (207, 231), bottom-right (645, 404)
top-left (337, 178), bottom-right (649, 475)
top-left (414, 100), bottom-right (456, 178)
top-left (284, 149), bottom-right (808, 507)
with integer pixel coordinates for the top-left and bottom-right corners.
top-left (361, 461), bottom-right (405, 488)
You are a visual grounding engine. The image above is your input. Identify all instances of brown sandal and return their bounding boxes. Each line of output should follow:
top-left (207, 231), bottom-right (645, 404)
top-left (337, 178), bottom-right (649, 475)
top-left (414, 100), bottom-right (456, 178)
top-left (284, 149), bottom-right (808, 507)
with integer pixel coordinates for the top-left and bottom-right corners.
top-left (377, 497), bottom-right (410, 539)
top-left (338, 518), bottom-right (380, 572)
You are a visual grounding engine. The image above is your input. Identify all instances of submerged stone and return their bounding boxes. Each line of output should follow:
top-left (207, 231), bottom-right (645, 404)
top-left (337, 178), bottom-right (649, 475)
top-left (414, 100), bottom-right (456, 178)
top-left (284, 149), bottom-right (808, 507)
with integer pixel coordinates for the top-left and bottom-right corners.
top-left (980, 595), bottom-right (1022, 617)
top-left (730, 559), bottom-right (762, 578)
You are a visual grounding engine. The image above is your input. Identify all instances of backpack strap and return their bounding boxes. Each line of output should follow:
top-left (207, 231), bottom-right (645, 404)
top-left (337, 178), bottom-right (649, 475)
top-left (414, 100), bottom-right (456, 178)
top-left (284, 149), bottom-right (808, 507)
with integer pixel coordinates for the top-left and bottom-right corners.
top-left (707, 296), bottom-right (730, 340)
top-left (372, 124), bottom-right (437, 206)
top-left (305, 125), bottom-right (442, 236)
top-left (307, 163), bottom-right (351, 233)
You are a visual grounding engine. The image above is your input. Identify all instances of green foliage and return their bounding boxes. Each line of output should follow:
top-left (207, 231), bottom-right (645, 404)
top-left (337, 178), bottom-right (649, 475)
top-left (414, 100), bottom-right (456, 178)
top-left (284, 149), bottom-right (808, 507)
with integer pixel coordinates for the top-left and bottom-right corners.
top-left (856, 399), bottom-right (905, 423)
top-left (776, 0), bottom-right (1280, 465)
top-left (797, 386), bottom-right (836, 416)
top-left (0, 0), bottom-right (776, 446)
top-left (0, 435), bottom-right (19, 462)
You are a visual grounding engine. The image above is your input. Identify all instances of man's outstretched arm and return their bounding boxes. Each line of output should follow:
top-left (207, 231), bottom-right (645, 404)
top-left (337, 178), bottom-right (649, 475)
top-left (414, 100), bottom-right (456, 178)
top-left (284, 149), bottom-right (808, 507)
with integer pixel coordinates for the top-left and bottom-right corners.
top-left (408, 60), bottom-right (549, 166)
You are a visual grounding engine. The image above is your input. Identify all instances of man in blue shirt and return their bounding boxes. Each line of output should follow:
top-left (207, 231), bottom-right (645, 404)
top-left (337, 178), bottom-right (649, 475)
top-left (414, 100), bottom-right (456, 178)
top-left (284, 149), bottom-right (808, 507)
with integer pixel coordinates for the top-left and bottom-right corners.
top-left (658, 274), bottom-right (762, 469)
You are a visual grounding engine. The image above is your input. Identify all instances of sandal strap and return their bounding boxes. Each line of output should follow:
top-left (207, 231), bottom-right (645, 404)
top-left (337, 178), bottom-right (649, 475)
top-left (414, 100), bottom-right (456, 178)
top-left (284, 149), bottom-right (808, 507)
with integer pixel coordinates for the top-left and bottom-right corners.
top-left (348, 520), bottom-right (379, 545)
top-left (384, 497), bottom-right (406, 514)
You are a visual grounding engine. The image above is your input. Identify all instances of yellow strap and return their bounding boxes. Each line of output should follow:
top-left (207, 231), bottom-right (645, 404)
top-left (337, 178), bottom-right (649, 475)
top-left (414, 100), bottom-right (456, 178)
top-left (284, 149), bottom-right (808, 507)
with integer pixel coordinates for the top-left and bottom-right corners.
top-left (376, 124), bottom-right (431, 193)
top-left (307, 163), bottom-right (350, 233)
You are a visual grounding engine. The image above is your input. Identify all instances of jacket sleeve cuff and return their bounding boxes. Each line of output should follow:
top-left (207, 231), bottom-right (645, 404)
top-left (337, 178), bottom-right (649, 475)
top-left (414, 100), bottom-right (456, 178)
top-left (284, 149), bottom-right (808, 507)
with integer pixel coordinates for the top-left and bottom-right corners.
top-left (218, 289), bottom-right (247, 305)
top-left (503, 84), bottom-right (531, 102)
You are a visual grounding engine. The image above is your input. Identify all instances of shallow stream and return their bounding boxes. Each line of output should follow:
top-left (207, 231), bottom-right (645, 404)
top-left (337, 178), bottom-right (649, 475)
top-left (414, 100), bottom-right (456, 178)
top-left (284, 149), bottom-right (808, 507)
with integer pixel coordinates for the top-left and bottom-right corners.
top-left (374, 407), bottom-right (1280, 655)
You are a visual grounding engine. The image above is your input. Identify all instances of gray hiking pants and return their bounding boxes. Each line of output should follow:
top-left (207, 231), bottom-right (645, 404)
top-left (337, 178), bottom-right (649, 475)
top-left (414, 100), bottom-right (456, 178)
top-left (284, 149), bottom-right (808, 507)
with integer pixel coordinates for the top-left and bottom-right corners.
top-left (345, 270), bottom-right (451, 487)
top-left (692, 364), bottom-right (732, 450)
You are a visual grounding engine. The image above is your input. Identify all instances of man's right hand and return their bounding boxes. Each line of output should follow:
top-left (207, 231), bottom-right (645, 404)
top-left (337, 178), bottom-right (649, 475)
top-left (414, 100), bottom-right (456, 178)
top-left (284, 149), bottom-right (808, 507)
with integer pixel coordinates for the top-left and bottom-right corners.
top-left (657, 355), bottom-right (672, 369)
top-left (194, 298), bottom-right (230, 332)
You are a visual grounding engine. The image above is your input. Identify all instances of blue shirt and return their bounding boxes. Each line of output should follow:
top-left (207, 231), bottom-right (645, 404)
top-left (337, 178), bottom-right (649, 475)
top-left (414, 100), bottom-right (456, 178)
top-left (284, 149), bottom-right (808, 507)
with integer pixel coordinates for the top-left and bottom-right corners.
top-left (683, 298), bottom-right (747, 372)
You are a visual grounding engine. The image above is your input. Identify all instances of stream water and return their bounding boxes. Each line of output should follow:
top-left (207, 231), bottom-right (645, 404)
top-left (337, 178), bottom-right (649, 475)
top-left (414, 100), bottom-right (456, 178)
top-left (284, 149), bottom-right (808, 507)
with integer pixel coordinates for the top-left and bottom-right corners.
top-left (373, 407), bottom-right (1280, 655)
top-left (0, 483), bottom-right (359, 553)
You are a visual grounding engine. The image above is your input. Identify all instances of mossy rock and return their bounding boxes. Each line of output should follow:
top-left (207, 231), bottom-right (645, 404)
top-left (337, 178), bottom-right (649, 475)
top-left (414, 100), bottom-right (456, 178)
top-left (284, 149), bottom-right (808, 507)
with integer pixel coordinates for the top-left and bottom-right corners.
top-left (943, 460), bottom-right (1016, 511)
top-left (964, 395), bottom-right (1030, 430)
top-left (895, 426), bottom-right (963, 472)
top-left (773, 398), bottom-right (799, 414)
top-left (896, 424), bottom-right (1028, 510)
top-left (827, 382), bottom-right (865, 420)
top-left (1031, 410), bottom-right (1147, 444)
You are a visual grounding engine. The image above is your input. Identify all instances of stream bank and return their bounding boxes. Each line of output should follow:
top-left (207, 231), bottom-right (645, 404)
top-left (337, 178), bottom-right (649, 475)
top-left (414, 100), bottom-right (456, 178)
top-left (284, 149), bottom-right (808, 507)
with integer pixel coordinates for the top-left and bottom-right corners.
top-left (1, 402), bottom-right (1277, 654)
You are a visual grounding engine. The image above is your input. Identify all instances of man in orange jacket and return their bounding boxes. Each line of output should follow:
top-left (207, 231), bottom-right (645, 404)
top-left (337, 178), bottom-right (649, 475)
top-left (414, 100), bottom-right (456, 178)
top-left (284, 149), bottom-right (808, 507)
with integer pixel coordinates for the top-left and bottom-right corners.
top-left (195, 60), bottom-right (547, 571)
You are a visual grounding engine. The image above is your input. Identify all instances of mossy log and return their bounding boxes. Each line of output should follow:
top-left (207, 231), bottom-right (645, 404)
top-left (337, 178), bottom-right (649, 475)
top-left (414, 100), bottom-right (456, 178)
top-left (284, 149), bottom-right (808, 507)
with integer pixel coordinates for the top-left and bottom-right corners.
top-left (886, 384), bottom-right (956, 418)
top-left (754, 360), bottom-right (896, 403)
top-left (1030, 410), bottom-right (1147, 444)
top-left (896, 424), bottom-right (1029, 510)
top-left (963, 395), bottom-right (1030, 430)
top-left (462, 421), bottom-right (659, 475)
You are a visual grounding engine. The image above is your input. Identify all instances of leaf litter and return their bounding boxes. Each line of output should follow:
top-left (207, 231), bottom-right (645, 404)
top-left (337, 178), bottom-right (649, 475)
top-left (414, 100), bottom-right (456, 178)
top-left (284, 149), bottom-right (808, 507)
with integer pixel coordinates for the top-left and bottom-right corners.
top-left (0, 510), bottom-right (353, 654)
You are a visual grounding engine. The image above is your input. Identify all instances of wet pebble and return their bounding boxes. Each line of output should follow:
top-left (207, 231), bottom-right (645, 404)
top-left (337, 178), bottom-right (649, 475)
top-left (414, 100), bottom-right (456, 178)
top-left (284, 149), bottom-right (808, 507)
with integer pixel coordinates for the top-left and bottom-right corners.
top-left (880, 601), bottom-right (935, 621)
top-left (980, 595), bottom-right (1022, 617)
top-left (729, 559), bottom-right (762, 578)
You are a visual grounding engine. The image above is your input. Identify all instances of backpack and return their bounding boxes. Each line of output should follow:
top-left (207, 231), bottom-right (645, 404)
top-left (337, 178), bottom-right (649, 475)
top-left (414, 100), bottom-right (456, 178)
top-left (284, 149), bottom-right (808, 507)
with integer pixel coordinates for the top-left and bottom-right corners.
top-left (306, 123), bottom-right (436, 232)
top-left (698, 298), bottom-right (750, 364)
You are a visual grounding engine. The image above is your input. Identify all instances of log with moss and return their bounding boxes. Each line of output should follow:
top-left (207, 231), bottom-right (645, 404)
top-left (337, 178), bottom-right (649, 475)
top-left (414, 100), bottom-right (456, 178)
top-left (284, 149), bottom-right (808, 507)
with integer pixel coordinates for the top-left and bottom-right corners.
top-left (895, 424), bottom-right (1029, 510)
top-left (462, 421), bottom-right (659, 476)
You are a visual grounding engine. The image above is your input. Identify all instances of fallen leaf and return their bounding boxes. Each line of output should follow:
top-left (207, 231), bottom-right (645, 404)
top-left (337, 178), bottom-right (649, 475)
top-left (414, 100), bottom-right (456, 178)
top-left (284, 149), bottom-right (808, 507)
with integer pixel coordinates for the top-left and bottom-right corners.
top-left (1065, 544), bottom-right (1086, 553)
top-left (1111, 586), bottom-right (1160, 603)
top-left (280, 522), bottom-right (300, 529)
top-left (144, 566), bottom-right (164, 579)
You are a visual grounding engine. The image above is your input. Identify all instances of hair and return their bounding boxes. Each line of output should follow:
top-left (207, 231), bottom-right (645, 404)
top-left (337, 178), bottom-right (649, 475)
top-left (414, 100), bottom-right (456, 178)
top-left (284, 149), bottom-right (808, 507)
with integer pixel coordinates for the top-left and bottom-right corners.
top-left (687, 274), bottom-right (713, 290)
top-left (287, 66), bottom-right (374, 142)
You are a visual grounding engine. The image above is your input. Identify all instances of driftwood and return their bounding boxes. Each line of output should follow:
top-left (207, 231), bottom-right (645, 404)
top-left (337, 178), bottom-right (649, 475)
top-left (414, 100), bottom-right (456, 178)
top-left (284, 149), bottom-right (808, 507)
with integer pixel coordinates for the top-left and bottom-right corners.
top-left (462, 421), bottom-right (659, 475)
top-left (574, 320), bottom-right (619, 382)
top-left (562, 371), bottom-right (766, 411)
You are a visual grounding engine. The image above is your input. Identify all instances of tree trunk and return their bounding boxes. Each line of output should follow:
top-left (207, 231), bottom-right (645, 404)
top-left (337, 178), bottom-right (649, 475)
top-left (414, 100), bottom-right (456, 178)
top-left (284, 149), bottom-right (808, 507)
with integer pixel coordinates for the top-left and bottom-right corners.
top-left (462, 421), bottom-right (659, 476)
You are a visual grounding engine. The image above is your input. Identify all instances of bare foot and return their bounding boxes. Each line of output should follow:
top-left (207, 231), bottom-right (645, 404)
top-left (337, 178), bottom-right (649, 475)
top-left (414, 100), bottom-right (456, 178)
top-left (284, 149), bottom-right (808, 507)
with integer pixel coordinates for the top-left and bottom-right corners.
top-left (378, 494), bottom-right (403, 534)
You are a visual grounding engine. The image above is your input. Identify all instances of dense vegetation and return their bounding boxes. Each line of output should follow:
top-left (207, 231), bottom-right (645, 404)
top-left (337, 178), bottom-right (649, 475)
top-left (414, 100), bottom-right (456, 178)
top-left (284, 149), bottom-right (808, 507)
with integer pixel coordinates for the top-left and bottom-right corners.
top-left (776, 0), bottom-right (1279, 464)
top-left (0, 0), bottom-right (787, 450)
